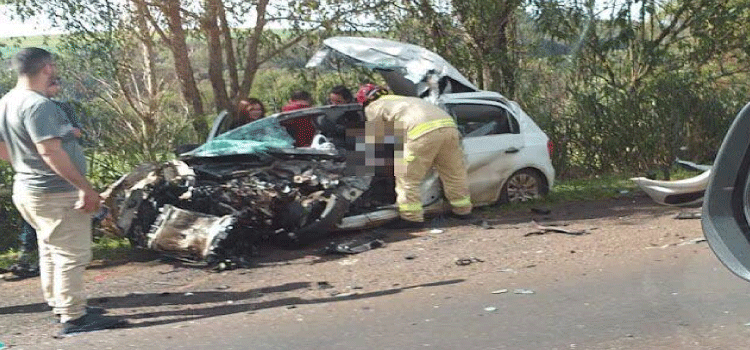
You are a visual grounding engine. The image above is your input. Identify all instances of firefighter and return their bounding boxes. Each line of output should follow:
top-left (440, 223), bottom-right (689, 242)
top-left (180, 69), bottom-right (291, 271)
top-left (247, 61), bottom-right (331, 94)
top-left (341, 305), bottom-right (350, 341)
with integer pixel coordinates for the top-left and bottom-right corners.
top-left (356, 84), bottom-right (472, 228)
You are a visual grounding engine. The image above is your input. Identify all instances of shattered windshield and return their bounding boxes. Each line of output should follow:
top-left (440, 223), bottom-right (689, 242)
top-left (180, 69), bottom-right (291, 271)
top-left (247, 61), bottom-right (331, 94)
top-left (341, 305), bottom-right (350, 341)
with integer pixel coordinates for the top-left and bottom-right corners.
top-left (183, 117), bottom-right (295, 158)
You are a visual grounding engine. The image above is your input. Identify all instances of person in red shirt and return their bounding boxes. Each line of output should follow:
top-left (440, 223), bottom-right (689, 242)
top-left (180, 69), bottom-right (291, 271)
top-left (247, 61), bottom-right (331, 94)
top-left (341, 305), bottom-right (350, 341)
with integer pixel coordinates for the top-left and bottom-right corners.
top-left (281, 90), bottom-right (316, 147)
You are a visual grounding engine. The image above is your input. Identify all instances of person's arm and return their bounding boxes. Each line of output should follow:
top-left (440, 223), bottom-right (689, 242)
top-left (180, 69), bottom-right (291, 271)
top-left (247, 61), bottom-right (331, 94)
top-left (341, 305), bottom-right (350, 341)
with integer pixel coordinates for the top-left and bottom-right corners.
top-left (0, 142), bottom-right (9, 162)
top-left (35, 138), bottom-right (100, 212)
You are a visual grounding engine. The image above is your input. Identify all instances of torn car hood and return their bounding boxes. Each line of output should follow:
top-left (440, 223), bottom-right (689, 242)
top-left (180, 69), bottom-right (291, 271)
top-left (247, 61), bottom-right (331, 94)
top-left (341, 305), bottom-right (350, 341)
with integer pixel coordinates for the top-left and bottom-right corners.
top-left (306, 36), bottom-right (478, 98)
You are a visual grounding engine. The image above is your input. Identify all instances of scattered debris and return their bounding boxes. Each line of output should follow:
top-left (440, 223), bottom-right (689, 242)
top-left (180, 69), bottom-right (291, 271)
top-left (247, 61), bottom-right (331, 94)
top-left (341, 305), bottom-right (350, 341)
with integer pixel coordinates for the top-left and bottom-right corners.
top-left (404, 255), bottom-right (417, 260)
top-left (317, 281), bottom-right (334, 289)
top-left (674, 211), bottom-right (701, 220)
top-left (474, 220), bottom-right (495, 230)
top-left (531, 207), bottom-right (552, 215)
top-left (324, 237), bottom-right (386, 255)
top-left (484, 306), bottom-right (497, 312)
top-left (429, 228), bottom-right (445, 234)
top-left (677, 237), bottom-right (707, 246)
top-left (491, 289), bottom-right (508, 294)
top-left (337, 259), bottom-right (359, 266)
top-left (513, 289), bottom-right (535, 295)
top-left (455, 257), bottom-right (485, 266)
top-left (525, 220), bottom-right (588, 236)
top-left (647, 237), bottom-right (707, 249)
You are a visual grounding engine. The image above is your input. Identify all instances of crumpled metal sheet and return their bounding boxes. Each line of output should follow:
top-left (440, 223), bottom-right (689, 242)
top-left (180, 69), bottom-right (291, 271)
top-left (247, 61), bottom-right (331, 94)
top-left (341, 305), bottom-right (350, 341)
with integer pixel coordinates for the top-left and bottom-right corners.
top-left (148, 204), bottom-right (236, 261)
top-left (108, 157), bottom-right (372, 262)
top-left (306, 36), bottom-right (478, 97)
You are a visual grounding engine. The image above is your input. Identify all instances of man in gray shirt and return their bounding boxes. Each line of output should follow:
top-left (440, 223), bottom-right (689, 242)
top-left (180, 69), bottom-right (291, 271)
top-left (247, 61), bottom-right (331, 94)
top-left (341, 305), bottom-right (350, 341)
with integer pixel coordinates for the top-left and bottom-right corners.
top-left (0, 47), bottom-right (122, 335)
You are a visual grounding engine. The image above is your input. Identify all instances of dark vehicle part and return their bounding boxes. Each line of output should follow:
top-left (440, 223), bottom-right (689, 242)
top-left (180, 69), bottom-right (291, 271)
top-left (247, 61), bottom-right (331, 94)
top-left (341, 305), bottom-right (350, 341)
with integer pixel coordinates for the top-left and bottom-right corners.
top-left (500, 168), bottom-right (548, 203)
top-left (702, 102), bottom-right (750, 282)
top-left (108, 156), bottom-right (370, 263)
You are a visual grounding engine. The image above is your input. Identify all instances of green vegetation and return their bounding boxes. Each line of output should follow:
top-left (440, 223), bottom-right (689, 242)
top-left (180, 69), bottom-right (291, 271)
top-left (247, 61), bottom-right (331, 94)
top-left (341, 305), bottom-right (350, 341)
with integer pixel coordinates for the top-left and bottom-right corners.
top-left (0, 0), bottom-right (742, 256)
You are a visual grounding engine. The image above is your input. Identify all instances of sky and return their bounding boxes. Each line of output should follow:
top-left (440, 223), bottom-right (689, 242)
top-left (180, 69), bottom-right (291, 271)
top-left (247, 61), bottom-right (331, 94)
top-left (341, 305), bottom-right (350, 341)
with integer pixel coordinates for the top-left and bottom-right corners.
top-left (0, 1), bottom-right (642, 39)
top-left (0, 6), bottom-right (65, 38)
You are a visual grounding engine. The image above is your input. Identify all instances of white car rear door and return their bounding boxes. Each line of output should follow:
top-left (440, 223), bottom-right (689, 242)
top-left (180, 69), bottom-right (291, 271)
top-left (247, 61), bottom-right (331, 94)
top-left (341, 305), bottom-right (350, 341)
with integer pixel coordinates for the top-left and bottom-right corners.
top-left (443, 100), bottom-right (525, 206)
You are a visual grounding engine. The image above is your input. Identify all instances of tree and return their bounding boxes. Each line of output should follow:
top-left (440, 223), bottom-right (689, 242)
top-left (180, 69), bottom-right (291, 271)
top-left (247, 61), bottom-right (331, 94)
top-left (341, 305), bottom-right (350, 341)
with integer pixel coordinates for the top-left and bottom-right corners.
top-left (377, 0), bottom-right (525, 96)
top-left (530, 0), bottom-right (750, 175)
top-left (3, 0), bottom-right (394, 138)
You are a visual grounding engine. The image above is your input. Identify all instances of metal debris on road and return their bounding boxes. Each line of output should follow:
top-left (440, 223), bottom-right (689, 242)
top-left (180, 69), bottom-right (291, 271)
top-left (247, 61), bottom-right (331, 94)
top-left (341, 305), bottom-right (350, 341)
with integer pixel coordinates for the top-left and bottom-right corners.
top-left (429, 228), bottom-right (444, 234)
top-left (678, 237), bottom-right (707, 246)
top-left (484, 306), bottom-right (498, 312)
top-left (455, 257), bottom-right (485, 266)
top-left (675, 211), bottom-right (701, 220)
top-left (513, 289), bottom-right (535, 294)
top-left (525, 220), bottom-right (588, 236)
top-left (324, 237), bottom-right (386, 255)
top-left (491, 289), bottom-right (508, 294)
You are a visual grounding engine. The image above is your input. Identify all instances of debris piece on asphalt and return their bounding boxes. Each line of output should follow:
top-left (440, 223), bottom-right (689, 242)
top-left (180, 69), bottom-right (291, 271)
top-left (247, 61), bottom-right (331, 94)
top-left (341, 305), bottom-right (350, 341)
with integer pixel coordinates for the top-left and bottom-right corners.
top-left (317, 281), bottom-right (333, 289)
top-left (674, 211), bottom-right (701, 220)
top-left (492, 289), bottom-right (508, 294)
top-left (215, 285), bottom-right (230, 290)
top-left (678, 237), bottom-right (707, 246)
top-left (484, 306), bottom-right (497, 312)
top-left (525, 220), bottom-right (588, 236)
top-left (455, 257), bottom-right (485, 266)
top-left (531, 207), bottom-right (552, 215)
top-left (338, 259), bottom-right (359, 266)
top-left (324, 237), bottom-right (385, 255)
top-left (429, 228), bottom-right (444, 234)
top-left (513, 289), bottom-right (535, 294)
top-left (404, 255), bottom-right (417, 260)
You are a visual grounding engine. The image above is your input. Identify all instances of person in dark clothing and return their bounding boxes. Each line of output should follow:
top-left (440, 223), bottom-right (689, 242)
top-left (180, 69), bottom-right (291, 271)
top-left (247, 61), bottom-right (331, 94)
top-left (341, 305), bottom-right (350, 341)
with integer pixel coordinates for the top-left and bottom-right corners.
top-left (281, 90), bottom-right (316, 147)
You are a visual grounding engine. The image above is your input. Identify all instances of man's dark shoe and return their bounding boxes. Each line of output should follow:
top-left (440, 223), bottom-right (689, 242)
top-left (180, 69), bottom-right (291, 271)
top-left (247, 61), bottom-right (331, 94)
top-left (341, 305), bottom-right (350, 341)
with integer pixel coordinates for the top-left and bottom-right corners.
top-left (386, 218), bottom-right (425, 230)
top-left (59, 313), bottom-right (125, 335)
top-left (54, 306), bottom-right (106, 322)
top-left (3, 261), bottom-right (40, 281)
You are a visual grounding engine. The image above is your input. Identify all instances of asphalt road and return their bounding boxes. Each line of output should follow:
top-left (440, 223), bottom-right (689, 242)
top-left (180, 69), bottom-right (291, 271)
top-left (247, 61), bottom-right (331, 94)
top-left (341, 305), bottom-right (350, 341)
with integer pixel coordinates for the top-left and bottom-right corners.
top-left (55, 242), bottom-right (750, 350)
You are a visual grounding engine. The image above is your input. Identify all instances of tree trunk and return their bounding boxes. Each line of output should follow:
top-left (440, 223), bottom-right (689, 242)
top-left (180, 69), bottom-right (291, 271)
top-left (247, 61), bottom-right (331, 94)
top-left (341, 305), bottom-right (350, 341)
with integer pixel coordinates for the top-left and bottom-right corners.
top-left (162, 0), bottom-right (207, 136)
top-left (202, 0), bottom-right (230, 113)
top-left (239, 0), bottom-right (269, 98)
top-left (218, 4), bottom-right (239, 100)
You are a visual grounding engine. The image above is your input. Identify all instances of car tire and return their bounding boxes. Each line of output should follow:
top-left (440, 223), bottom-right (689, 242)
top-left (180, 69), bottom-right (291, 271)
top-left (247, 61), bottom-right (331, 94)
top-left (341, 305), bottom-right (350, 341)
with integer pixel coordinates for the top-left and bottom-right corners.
top-left (499, 169), bottom-right (548, 204)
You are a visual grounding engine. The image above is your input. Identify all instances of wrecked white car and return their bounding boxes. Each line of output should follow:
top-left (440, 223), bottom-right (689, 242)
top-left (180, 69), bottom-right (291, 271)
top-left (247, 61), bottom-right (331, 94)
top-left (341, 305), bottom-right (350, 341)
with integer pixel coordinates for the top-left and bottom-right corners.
top-left (103, 37), bottom-right (555, 264)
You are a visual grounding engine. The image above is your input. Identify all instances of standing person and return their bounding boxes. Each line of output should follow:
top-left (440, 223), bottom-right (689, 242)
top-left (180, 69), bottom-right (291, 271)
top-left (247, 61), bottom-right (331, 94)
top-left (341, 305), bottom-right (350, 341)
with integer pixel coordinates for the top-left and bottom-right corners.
top-left (356, 84), bottom-right (472, 228)
top-left (6, 77), bottom-right (82, 281)
top-left (0, 48), bottom-right (123, 334)
top-left (328, 85), bottom-right (353, 105)
top-left (231, 97), bottom-right (266, 129)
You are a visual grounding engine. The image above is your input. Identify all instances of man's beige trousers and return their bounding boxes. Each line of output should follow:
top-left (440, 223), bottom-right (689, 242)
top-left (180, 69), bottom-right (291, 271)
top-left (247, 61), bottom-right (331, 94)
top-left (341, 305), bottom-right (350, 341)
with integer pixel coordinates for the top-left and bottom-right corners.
top-left (12, 190), bottom-right (92, 323)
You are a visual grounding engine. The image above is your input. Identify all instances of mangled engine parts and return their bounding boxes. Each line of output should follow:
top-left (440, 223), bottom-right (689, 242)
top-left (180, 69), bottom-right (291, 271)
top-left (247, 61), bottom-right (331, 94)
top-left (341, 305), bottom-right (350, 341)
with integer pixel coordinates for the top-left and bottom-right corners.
top-left (108, 158), bottom-right (371, 263)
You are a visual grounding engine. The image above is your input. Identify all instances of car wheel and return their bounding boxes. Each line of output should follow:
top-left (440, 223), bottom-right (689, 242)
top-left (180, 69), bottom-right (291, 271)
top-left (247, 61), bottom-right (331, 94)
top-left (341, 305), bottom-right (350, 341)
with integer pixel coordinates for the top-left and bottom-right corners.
top-left (499, 169), bottom-right (548, 203)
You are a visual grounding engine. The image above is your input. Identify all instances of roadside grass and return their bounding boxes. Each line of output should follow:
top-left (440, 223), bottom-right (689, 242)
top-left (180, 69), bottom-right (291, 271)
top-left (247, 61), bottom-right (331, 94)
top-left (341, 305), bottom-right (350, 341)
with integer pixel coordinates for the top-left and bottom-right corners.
top-left (0, 235), bottom-right (133, 271)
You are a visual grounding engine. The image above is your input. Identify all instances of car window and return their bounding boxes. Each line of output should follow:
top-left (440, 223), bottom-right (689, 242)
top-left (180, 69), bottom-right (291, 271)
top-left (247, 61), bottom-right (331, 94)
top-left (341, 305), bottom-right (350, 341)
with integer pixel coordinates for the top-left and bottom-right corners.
top-left (446, 103), bottom-right (517, 137)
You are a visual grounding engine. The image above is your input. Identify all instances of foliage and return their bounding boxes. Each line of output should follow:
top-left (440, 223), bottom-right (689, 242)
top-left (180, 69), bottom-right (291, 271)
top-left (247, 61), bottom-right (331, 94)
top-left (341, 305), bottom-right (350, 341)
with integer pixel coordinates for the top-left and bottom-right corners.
top-left (528, 0), bottom-right (750, 177)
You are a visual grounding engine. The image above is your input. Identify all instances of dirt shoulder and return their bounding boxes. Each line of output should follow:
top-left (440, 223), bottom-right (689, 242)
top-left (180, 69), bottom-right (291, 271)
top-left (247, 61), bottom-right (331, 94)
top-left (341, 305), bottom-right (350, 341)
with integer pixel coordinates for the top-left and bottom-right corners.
top-left (0, 193), bottom-right (707, 348)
